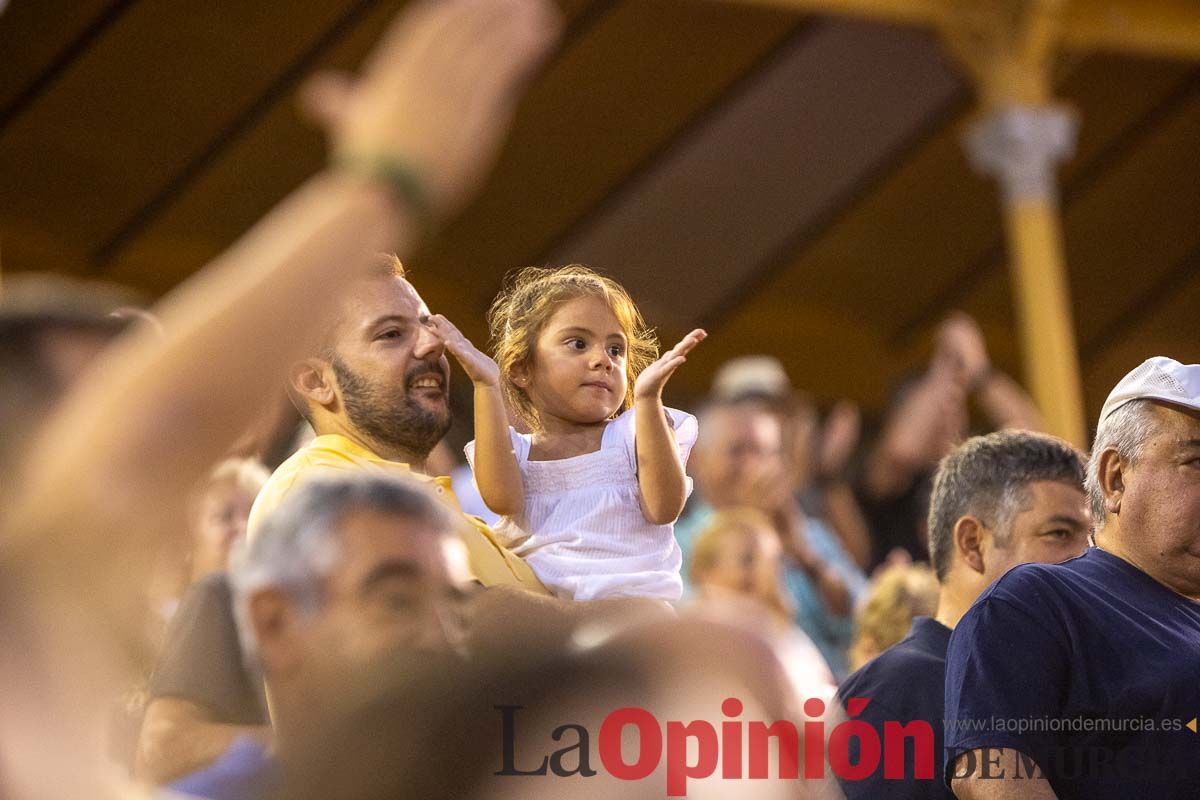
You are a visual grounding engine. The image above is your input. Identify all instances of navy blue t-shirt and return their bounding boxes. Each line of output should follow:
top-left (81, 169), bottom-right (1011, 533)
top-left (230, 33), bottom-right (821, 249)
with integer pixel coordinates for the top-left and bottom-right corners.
top-left (836, 616), bottom-right (953, 799)
top-left (944, 547), bottom-right (1200, 798)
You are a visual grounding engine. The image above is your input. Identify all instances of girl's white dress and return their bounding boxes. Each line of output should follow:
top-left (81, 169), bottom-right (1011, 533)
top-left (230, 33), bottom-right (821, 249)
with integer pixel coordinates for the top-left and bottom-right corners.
top-left (465, 407), bottom-right (698, 601)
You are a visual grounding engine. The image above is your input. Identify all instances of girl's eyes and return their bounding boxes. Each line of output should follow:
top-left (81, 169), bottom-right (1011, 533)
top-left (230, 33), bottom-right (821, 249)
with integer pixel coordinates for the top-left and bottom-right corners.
top-left (563, 338), bottom-right (626, 357)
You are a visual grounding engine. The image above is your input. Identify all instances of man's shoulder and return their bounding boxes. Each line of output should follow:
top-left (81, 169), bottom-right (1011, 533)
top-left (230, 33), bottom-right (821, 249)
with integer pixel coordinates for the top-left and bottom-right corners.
top-left (248, 437), bottom-right (399, 536)
top-left (981, 550), bottom-right (1095, 607)
top-left (840, 637), bottom-right (947, 717)
top-left (176, 572), bottom-right (233, 614)
top-left (275, 436), bottom-right (377, 474)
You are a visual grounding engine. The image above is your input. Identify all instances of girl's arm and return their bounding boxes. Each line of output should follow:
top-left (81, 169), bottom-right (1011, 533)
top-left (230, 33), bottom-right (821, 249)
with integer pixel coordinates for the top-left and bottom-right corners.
top-left (428, 315), bottom-right (525, 516)
top-left (632, 329), bottom-right (706, 525)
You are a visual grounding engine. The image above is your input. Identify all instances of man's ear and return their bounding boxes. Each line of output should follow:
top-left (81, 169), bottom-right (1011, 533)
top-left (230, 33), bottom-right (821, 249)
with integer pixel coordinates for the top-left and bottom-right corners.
top-left (248, 587), bottom-right (306, 678)
top-left (952, 515), bottom-right (987, 575)
top-left (289, 358), bottom-right (336, 411)
top-left (1097, 448), bottom-right (1125, 515)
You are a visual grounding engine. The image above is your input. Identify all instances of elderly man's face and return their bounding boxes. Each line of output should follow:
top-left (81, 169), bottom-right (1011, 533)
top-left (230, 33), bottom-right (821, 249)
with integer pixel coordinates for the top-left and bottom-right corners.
top-left (304, 509), bottom-right (474, 676)
top-left (327, 275), bottom-right (452, 457)
top-left (1115, 403), bottom-right (1200, 598)
top-left (982, 479), bottom-right (1091, 585)
top-left (694, 405), bottom-right (786, 508)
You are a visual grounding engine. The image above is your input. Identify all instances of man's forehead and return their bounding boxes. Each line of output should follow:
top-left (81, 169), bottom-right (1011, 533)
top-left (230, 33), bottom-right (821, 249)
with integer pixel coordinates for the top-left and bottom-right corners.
top-left (336, 511), bottom-right (453, 572)
top-left (1152, 401), bottom-right (1200, 435)
top-left (1023, 479), bottom-right (1088, 517)
top-left (704, 404), bottom-right (780, 441)
top-left (339, 275), bottom-right (427, 328)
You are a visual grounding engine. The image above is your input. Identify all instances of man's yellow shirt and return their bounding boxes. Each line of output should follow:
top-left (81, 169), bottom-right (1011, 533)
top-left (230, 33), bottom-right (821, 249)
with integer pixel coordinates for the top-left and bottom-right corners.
top-left (246, 433), bottom-right (548, 595)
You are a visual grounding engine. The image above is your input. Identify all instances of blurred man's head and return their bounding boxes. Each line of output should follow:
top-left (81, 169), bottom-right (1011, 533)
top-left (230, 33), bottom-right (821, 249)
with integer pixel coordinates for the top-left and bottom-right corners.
top-left (928, 430), bottom-right (1090, 595)
top-left (232, 474), bottom-right (473, 733)
top-left (692, 398), bottom-right (786, 509)
top-left (0, 274), bottom-right (137, 482)
top-left (288, 257), bottom-right (451, 463)
top-left (1087, 357), bottom-right (1200, 599)
top-left (189, 458), bottom-right (271, 580)
top-left (281, 617), bottom-right (814, 800)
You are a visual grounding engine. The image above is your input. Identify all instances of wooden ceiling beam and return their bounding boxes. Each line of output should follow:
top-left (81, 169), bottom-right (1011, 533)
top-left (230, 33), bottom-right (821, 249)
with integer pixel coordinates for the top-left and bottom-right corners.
top-left (722, 0), bottom-right (1200, 62)
top-left (723, 0), bottom-right (953, 28)
top-left (1059, 0), bottom-right (1200, 61)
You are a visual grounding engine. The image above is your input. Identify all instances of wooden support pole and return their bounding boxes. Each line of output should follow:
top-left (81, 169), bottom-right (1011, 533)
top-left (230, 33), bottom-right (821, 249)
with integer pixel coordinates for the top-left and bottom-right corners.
top-left (951, 0), bottom-right (1086, 445)
top-left (1002, 195), bottom-right (1088, 445)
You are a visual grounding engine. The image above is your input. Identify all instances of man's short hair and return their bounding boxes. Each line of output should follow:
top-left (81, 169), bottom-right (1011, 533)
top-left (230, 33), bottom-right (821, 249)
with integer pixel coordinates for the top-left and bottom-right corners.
top-left (229, 474), bottom-right (455, 665)
top-left (927, 430), bottom-right (1085, 581)
top-left (1084, 399), bottom-right (1158, 528)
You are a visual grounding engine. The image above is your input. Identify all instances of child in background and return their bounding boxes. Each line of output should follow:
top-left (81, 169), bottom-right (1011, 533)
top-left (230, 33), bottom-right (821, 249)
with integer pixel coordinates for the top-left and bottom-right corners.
top-left (427, 265), bottom-right (704, 601)
top-left (846, 562), bottom-right (939, 671)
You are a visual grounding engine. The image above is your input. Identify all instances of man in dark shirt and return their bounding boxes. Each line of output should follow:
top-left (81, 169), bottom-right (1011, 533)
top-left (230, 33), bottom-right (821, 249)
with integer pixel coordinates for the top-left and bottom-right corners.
top-left (946, 357), bottom-right (1200, 799)
top-left (837, 430), bottom-right (1090, 798)
top-left (137, 574), bottom-right (270, 783)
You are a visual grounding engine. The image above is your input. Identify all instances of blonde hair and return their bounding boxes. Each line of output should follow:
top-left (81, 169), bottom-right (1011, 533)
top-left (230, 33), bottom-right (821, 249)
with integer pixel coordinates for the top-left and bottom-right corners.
top-left (847, 563), bottom-right (939, 671)
top-left (487, 265), bottom-right (658, 430)
top-left (690, 507), bottom-right (793, 622)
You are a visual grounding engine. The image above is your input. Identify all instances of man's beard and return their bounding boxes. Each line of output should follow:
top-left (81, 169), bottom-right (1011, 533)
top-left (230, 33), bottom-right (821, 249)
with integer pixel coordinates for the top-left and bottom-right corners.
top-left (331, 356), bottom-right (451, 458)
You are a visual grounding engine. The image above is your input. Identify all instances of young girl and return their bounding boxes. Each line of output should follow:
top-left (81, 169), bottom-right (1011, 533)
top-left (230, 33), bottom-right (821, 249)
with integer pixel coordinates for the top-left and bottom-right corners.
top-left (427, 265), bottom-right (705, 601)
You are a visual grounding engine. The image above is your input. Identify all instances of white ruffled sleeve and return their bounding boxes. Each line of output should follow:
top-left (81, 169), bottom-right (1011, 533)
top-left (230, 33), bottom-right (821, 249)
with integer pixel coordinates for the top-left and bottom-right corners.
top-left (667, 407), bottom-right (700, 467)
top-left (464, 427), bottom-right (529, 471)
top-left (611, 407), bottom-right (699, 489)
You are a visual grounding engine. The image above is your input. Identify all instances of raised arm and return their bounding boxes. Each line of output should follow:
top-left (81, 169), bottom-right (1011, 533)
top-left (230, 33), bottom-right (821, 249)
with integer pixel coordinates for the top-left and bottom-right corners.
top-left (10, 0), bottom-right (558, 575)
top-left (813, 401), bottom-right (873, 570)
top-left (428, 314), bottom-right (525, 516)
top-left (632, 329), bottom-right (706, 525)
top-left (936, 311), bottom-right (1044, 431)
top-left (1, 1), bottom-right (559, 794)
top-left (974, 371), bottom-right (1046, 432)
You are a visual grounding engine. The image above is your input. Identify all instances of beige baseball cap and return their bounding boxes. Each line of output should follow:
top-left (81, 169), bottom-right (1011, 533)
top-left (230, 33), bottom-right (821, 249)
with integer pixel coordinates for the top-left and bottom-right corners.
top-left (1099, 356), bottom-right (1200, 423)
top-left (711, 355), bottom-right (791, 401)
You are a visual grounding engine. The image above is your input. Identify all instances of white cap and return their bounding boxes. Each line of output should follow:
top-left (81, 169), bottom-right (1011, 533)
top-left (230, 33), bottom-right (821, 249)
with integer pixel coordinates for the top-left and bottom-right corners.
top-left (1099, 356), bottom-right (1200, 423)
top-left (711, 356), bottom-right (791, 401)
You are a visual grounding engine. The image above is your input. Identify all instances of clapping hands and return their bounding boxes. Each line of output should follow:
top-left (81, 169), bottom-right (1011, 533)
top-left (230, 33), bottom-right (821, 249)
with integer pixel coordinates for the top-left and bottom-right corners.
top-left (633, 328), bottom-right (706, 402)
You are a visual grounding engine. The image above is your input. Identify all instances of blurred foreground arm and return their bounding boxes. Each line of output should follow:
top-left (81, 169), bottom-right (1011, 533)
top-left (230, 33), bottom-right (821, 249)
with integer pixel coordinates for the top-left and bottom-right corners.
top-left (0, 1), bottom-right (558, 794)
top-left (10, 0), bottom-right (559, 588)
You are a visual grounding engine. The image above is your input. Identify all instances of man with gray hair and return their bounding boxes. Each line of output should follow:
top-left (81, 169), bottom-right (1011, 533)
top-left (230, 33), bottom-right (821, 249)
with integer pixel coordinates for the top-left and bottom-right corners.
top-left (837, 430), bottom-right (1090, 798)
top-left (169, 473), bottom-right (474, 800)
top-left (946, 356), bottom-right (1200, 799)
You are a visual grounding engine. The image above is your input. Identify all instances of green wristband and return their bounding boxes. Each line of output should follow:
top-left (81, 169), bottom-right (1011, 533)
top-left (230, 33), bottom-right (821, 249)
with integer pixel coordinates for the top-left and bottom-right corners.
top-left (333, 153), bottom-right (433, 227)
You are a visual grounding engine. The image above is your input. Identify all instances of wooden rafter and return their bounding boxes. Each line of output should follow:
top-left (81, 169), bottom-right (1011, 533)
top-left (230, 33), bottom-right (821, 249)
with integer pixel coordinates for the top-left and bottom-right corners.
top-left (725, 0), bottom-right (1200, 62)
